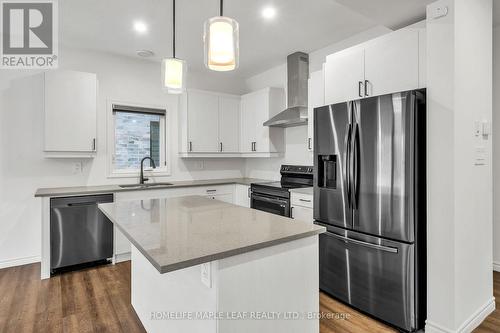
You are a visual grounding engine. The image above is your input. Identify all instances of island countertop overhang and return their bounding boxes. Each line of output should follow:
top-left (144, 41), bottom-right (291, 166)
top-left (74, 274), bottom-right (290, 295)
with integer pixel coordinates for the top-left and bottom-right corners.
top-left (98, 195), bottom-right (325, 274)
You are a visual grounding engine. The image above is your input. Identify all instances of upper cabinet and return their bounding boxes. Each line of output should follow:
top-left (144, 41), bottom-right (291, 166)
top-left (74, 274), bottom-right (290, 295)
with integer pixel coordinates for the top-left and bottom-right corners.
top-left (186, 90), bottom-right (220, 152)
top-left (180, 87), bottom-right (284, 158)
top-left (324, 29), bottom-right (426, 105)
top-left (219, 96), bottom-right (240, 153)
top-left (240, 87), bottom-right (285, 156)
top-left (44, 70), bottom-right (97, 157)
top-left (180, 90), bottom-right (241, 156)
top-left (324, 47), bottom-right (365, 105)
top-left (308, 69), bottom-right (324, 152)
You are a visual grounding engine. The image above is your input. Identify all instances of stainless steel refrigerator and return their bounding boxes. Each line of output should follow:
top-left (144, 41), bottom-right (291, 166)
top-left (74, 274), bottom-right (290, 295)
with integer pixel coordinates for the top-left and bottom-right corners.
top-left (314, 89), bottom-right (426, 332)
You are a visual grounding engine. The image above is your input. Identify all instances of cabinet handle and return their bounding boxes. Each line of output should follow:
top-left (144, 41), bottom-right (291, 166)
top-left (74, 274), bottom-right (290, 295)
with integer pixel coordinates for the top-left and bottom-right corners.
top-left (364, 80), bottom-right (370, 97)
top-left (206, 189), bottom-right (217, 193)
top-left (92, 138), bottom-right (96, 151)
top-left (299, 199), bottom-right (312, 203)
top-left (308, 138), bottom-right (312, 150)
top-left (358, 81), bottom-right (363, 97)
top-left (189, 141), bottom-right (193, 152)
top-left (252, 142), bottom-right (257, 152)
top-left (220, 142), bottom-right (223, 152)
top-left (291, 206), bottom-right (294, 219)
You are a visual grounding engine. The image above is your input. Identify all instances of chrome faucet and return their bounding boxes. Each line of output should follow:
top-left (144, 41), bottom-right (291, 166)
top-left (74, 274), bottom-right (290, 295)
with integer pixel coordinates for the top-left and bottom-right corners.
top-left (140, 157), bottom-right (156, 184)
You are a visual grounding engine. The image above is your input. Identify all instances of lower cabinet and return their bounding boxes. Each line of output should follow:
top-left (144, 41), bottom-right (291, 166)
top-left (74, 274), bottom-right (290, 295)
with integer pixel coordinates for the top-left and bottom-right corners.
top-left (291, 191), bottom-right (314, 224)
top-left (233, 184), bottom-right (250, 207)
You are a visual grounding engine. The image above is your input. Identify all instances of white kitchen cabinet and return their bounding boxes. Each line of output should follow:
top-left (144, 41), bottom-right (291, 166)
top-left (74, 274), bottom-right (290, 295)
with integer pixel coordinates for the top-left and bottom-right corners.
top-left (364, 30), bottom-right (419, 97)
top-left (324, 47), bottom-right (364, 105)
top-left (44, 70), bottom-right (97, 157)
top-left (240, 87), bottom-right (285, 155)
top-left (291, 205), bottom-right (313, 224)
top-left (186, 90), bottom-right (220, 152)
top-left (291, 191), bottom-right (313, 224)
top-left (308, 69), bottom-right (324, 152)
top-left (219, 96), bottom-right (240, 152)
top-left (324, 29), bottom-right (425, 105)
top-left (180, 90), bottom-right (242, 156)
top-left (234, 184), bottom-right (250, 207)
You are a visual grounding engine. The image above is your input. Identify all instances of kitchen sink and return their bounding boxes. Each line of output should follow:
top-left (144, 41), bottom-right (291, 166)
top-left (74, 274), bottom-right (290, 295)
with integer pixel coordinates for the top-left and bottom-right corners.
top-left (119, 182), bottom-right (174, 189)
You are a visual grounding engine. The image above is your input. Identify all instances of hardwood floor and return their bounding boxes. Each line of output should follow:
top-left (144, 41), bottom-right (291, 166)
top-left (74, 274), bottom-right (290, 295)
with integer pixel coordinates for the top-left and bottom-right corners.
top-left (0, 262), bottom-right (498, 333)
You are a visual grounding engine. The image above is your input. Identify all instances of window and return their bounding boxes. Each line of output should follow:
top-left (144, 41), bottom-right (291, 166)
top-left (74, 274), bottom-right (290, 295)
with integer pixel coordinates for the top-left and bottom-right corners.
top-left (109, 103), bottom-right (168, 176)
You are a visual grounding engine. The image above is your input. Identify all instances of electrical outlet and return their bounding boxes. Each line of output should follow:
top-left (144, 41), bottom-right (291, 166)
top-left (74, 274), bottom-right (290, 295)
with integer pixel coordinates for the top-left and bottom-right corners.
top-left (201, 262), bottom-right (212, 288)
top-left (194, 160), bottom-right (204, 170)
top-left (72, 162), bottom-right (83, 174)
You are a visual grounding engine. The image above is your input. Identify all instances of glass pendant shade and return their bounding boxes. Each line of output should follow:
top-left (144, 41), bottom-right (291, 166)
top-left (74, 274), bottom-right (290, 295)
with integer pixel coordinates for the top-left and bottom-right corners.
top-left (162, 58), bottom-right (186, 94)
top-left (204, 16), bottom-right (239, 71)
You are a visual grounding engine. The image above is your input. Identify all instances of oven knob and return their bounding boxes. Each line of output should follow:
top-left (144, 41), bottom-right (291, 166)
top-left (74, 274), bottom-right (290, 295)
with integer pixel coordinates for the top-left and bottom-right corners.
top-left (308, 167), bottom-right (313, 172)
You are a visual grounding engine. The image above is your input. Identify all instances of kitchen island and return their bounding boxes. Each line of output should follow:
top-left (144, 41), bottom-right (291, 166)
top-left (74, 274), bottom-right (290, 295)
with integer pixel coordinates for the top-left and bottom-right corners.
top-left (98, 195), bottom-right (325, 333)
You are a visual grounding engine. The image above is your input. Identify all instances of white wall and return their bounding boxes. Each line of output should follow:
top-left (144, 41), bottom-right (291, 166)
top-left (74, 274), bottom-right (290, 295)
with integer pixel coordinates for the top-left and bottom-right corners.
top-left (243, 26), bottom-right (392, 180)
top-left (0, 47), bottom-right (247, 267)
top-left (426, 0), bottom-right (494, 332)
top-left (493, 26), bottom-right (500, 271)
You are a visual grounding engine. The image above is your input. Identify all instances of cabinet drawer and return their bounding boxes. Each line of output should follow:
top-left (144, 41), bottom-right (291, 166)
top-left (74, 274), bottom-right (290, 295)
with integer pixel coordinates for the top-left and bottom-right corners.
top-left (291, 192), bottom-right (313, 208)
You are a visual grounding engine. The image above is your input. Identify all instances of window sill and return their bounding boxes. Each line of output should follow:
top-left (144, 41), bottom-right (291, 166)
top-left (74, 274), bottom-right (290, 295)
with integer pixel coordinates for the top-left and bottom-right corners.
top-left (107, 168), bottom-right (171, 179)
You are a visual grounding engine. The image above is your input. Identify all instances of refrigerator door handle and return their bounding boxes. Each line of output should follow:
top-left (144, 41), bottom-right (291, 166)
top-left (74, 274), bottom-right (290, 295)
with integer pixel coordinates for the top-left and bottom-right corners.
top-left (352, 123), bottom-right (360, 209)
top-left (323, 231), bottom-right (399, 254)
top-left (345, 123), bottom-right (352, 208)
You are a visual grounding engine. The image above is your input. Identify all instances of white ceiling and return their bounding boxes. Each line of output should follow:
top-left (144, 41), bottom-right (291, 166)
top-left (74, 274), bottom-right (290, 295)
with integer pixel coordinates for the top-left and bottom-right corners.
top-left (60, 0), bottom-right (378, 78)
top-left (60, 0), bottom-right (500, 80)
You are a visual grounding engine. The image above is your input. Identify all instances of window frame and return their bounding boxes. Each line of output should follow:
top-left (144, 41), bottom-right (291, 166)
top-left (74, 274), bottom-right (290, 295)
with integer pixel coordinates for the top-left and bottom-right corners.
top-left (106, 99), bottom-right (171, 178)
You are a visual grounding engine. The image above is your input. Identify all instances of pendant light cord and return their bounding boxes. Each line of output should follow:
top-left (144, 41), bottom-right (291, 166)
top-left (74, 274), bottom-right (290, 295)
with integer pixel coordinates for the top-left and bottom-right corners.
top-left (220, 0), bottom-right (223, 16)
top-left (172, 0), bottom-right (176, 58)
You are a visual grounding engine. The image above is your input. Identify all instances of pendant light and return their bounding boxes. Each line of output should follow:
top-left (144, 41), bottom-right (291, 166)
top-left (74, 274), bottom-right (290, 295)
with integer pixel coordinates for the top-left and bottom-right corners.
top-left (162, 0), bottom-right (186, 94)
top-left (203, 0), bottom-right (239, 71)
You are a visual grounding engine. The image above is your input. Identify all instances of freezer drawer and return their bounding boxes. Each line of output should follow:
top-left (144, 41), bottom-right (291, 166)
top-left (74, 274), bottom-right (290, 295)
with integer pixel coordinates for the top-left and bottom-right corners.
top-left (318, 224), bottom-right (415, 332)
top-left (50, 194), bottom-right (114, 271)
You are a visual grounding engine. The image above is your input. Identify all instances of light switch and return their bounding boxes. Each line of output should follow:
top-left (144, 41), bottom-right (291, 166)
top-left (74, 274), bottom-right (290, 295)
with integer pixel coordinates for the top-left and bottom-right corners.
top-left (201, 262), bottom-right (212, 288)
top-left (482, 121), bottom-right (491, 137)
top-left (474, 121), bottom-right (482, 137)
top-left (474, 146), bottom-right (487, 166)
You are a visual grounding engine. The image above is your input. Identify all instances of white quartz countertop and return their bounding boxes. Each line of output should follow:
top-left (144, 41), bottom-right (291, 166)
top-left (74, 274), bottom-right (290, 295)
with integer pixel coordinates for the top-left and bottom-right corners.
top-left (98, 195), bottom-right (325, 274)
top-left (34, 178), bottom-right (270, 197)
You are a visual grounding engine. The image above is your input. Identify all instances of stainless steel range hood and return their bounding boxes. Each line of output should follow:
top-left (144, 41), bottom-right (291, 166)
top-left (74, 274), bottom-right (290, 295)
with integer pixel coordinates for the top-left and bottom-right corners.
top-left (264, 52), bottom-right (309, 127)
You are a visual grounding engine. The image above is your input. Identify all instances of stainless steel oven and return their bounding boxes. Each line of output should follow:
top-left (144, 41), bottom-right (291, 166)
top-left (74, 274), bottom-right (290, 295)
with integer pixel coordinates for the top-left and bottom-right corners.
top-left (251, 192), bottom-right (290, 217)
top-left (250, 165), bottom-right (313, 217)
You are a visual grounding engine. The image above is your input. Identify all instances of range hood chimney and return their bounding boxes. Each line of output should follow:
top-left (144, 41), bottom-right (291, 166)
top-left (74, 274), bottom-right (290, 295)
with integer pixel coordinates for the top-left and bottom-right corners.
top-left (263, 52), bottom-right (309, 127)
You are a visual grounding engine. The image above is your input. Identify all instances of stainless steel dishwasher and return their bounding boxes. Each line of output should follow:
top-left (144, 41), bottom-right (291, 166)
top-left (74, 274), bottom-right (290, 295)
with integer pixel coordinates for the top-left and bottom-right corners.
top-left (50, 194), bottom-right (114, 273)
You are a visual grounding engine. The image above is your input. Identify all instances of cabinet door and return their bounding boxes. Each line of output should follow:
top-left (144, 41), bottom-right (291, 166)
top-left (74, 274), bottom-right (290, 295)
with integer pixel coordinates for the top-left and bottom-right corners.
top-left (364, 30), bottom-right (419, 97)
top-left (234, 184), bottom-right (250, 207)
top-left (219, 96), bottom-right (240, 152)
top-left (324, 48), bottom-right (364, 105)
top-left (253, 91), bottom-right (270, 153)
top-left (44, 71), bottom-right (97, 152)
top-left (291, 205), bottom-right (314, 224)
top-left (240, 94), bottom-right (258, 153)
top-left (187, 91), bottom-right (219, 152)
top-left (308, 70), bottom-right (324, 151)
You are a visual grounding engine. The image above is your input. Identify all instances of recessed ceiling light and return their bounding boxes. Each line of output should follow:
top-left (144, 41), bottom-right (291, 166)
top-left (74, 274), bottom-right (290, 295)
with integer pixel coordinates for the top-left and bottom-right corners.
top-left (133, 21), bottom-right (148, 34)
top-left (136, 49), bottom-right (155, 57)
top-left (262, 6), bottom-right (276, 19)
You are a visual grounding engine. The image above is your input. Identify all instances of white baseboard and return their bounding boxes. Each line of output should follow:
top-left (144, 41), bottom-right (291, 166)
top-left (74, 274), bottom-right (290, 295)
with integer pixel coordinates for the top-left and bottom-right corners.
top-left (0, 255), bottom-right (40, 270)
top-left (493, 261), bottom-right (500, 272)
top-left (114, 252), bottom-right (131, 264)
top-left (425, 297), bottom-right (495, 333)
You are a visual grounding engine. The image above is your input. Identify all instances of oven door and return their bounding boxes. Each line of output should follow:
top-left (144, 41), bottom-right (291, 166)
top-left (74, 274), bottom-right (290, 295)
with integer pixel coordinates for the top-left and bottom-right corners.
top-left (251, 193), bottom-right (290, 217)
